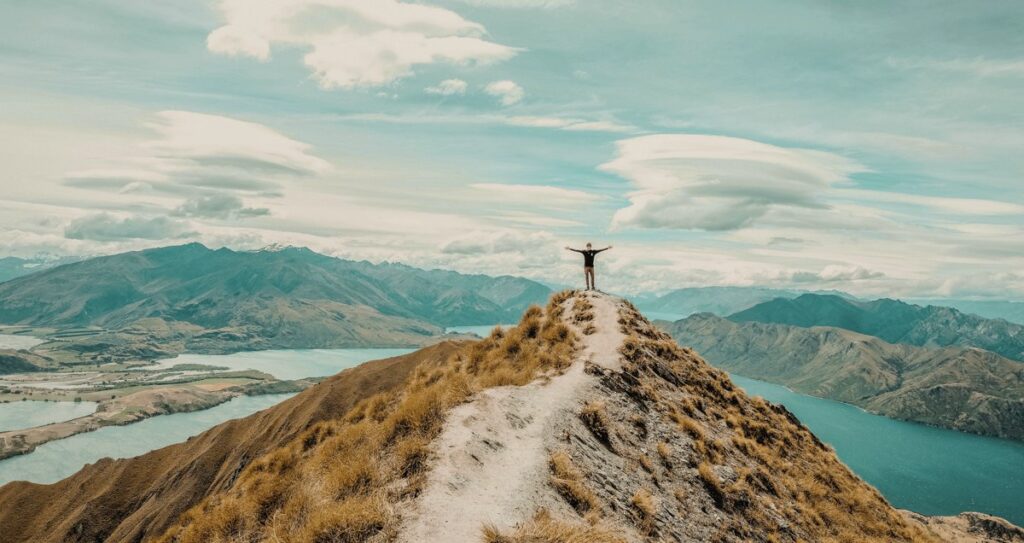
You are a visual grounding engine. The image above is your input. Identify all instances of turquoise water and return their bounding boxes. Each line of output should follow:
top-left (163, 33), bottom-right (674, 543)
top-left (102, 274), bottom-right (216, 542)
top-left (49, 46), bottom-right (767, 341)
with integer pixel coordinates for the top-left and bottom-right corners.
top-left (0, 400), bottom-right (97, 432)
top-left (730, 374), bottom-right (1024, 525)
top-left (0, 394), bottom-right (294, 486)
top-left (0, 348), bottom-right (414, 486)
top-left (144, 348), bottom-right (414, 380)
top-left (446, 324), bottom-right (513, 338)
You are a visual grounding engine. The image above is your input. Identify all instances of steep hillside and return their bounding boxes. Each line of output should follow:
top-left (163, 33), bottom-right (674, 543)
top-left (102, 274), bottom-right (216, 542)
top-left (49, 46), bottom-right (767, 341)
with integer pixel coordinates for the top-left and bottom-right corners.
top-left (0, 343), bottom-right (463, 543)
top-left (664, 314), bottom-right (1024, 440)
top-left (730, 294), bottom-right (1024, 362)
top-left (3, 292), bottom-right (1016, 542)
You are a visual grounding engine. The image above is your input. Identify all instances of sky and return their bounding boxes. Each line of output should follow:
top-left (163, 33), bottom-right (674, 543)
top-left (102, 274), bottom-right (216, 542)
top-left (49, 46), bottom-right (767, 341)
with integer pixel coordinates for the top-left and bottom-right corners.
top-left (1, 0), bottom-right (1022, 299)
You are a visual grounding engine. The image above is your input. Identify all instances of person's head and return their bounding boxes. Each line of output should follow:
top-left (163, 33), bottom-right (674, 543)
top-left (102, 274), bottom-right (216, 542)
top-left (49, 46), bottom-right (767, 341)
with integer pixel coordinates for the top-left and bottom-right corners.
top-left (586, 242), bottom-right (592, 249)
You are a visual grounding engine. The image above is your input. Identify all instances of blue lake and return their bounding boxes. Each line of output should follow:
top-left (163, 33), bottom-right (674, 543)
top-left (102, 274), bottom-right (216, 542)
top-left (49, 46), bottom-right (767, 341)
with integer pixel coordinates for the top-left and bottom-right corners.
top-left (145, 347), bottom-right (414, 380)
top-left (0, 348), bottom-right (413, 486)
top-left (0, 400), bottom-right (97, 432)
top-left (0, 394), bottom-right (294, 486)
top-left (730, 374), bottom-right (1024, 526)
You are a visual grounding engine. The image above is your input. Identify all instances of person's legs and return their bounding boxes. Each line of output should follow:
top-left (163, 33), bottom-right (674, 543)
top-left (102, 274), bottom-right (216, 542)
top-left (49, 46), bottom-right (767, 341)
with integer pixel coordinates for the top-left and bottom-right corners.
top-left (584, 267), bottom-right (594, 290)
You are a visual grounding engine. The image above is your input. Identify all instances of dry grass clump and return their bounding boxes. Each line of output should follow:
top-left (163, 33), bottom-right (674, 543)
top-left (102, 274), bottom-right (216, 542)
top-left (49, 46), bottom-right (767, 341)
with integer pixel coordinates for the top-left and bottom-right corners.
top-left (656, 442), bottom-right (672, 468)
top-left (571, 297), bottom-right (595, 323)
top-left (549, 450), bottom-right (601, 514)
top-left (481, 509), bottom-right (626, 543)
top-left (630, 488), bottom-right (658, 535)
top-left (156, 292), bottom-right (580, 543)
top-left (697, 462), bottom-right (726, 509)
top-left (579, 400), bottom-right (613, 448)
top-left (613, 303), bottom-right (938, 543)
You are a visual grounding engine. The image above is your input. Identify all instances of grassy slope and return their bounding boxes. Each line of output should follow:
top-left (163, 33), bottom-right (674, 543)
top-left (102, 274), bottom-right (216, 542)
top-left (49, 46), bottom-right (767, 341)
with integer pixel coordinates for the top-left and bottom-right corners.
top-left (0, 343), bottom-right (462, 543)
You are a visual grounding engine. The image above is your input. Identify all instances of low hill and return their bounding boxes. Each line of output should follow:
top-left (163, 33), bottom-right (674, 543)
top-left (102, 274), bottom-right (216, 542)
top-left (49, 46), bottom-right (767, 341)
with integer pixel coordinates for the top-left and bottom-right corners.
top-left (663, 314), bottom-right (1024, 440)
top-left (4, 292), bottom-right (1016, 542)
top-left (730, 293), bottom-right (1024, 362)
top-left (0, 244), bottom-right (551, 352)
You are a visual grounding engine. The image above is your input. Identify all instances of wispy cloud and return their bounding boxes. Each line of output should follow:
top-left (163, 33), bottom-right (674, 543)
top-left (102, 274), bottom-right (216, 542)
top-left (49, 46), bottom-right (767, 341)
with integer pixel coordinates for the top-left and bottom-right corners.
top-left (504, 116), bottom-right (635, 133)
top-left (65, 213), bottom-right (194, 241)
top-left (470, 183), bottom-right (602, 205)
top-left (485, 80), bottom-right (524, 105)
top-left (888, 56), bottom-right (1024, 77)
top-left (425, 78), bottom-right (468, 96)
top-left (834, 189), bottom-right (1024, 216)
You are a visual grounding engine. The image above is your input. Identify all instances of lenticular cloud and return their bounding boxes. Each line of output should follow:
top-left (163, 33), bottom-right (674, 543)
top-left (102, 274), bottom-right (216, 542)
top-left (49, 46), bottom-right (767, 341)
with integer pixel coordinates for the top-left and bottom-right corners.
top-left (601, 134), bottom-right (864, 231)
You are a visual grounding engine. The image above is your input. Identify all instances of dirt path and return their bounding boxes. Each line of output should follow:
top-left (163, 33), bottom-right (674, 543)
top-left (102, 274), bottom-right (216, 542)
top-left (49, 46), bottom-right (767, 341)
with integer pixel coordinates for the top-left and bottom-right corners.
top-left (397, 292), bottom-right (624, 542)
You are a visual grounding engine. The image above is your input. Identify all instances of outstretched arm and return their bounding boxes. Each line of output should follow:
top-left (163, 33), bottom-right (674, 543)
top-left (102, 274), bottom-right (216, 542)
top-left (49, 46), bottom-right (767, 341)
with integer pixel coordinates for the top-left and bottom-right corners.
top-left (565, 246), bottom-right (582, 253)
top-left (596, 245), bottom-right (613, 253)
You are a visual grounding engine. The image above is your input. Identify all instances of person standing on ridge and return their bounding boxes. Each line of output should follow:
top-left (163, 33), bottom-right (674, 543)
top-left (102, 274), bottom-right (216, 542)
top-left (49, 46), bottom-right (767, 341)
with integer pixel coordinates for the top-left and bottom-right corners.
top-left (565, 242), bottom-right (612, 291)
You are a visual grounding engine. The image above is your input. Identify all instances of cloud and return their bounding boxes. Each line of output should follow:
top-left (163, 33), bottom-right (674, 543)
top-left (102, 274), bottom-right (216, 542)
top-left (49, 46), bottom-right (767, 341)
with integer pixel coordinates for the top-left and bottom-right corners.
top-left (452, 0), bottom-right (573, 7)
top-left (425, 78), bottom-right (468, 95)
top-left (601, 134), bottom-right (864, 231)
top-left (173, 194), bottom-right (270, 219)
top-left (470, 183), bottom-right (601, 204)
top-left (207, 0), bottom-right (519, 89)
top-left (785, 265), bottom-right (886, 284)
top-left (888, 56), bottom-right (1024, 78)
top-left (485, 80), bottom-right (524, 105)
top-left (440, 229), bottom-right (555, 254)
top-left (834, 189), bottom-right (1024, 216)
top-left (504, 116), bottom-right (634, 133)
top-left (67, 110), bottom-right (329, 193)
top-left (65, 214), bottom-right (194, 241)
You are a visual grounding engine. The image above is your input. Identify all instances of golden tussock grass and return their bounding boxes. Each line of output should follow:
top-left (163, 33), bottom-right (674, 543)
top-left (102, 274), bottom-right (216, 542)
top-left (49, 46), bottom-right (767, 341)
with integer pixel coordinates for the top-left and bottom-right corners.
top-left (155, 293), bottom-right (579, 543)
top-left (481, 509), bottom-right (626, 543)
top-left (548, 450), bottom-right (601, 514)
top-left (579, 400), bottom-right (613, 447)
top-left (630, 488), bottom-right (658, 535)
top-left (656, 441), bottom-right (672, 468)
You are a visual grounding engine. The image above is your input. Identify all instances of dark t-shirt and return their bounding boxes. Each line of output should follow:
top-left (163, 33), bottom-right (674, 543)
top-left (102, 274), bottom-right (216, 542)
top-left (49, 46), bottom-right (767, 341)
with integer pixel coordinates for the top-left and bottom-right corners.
top-left (581, 249), bottom-right (600, 267)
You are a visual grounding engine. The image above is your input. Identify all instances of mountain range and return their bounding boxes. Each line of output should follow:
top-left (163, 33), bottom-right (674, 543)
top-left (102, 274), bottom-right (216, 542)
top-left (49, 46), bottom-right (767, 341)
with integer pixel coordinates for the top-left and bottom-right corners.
top-left (635, 286), bottom-right (862, 320)
top-left (0, 244), bottom-right (551, 354)
top-left (635, 286), bottom-right (1024, 326)
top-left (663, 313), bottom-right (1024, 440)
top-left (730, 293), bottom-right (1024, 362)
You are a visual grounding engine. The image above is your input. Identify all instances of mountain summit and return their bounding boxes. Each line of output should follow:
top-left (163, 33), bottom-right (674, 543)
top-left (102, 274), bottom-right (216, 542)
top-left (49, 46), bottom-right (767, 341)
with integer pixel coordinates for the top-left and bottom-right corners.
top-left (2, 292), bottom-right (1019, 542)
